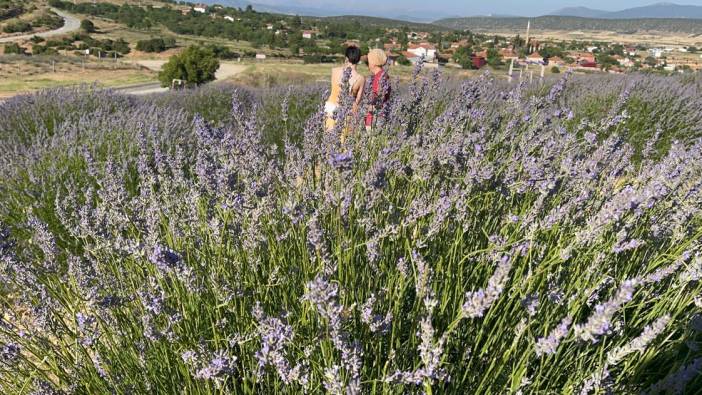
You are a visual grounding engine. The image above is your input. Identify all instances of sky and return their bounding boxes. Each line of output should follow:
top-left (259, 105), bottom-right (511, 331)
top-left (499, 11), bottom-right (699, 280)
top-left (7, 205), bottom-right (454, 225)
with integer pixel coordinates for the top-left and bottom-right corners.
top-left (254, 0), bottom-right (702, 17)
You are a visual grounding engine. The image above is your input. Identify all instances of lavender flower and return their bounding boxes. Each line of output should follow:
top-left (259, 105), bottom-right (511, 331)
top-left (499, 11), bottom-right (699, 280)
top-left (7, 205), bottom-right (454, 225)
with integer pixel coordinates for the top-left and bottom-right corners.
top-left (607, 315), bottom-right (670, 365)
top-left (575, 279), bottom-right (638, 342)
top-left (535, 316), bottom-right (572, 356)
top-left (462, 253), bottom-right (513, 318)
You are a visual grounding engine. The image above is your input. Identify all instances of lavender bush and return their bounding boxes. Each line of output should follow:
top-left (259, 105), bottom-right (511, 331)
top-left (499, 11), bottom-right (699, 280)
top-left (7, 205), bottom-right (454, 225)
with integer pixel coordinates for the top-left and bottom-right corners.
top-left (1, 70), bottom-right (702, 394)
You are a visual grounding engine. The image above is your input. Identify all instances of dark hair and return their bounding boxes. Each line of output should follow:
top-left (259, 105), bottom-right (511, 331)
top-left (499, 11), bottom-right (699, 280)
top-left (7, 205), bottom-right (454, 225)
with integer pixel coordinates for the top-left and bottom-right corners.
top-left (345, 46), bottom-right (361, 64)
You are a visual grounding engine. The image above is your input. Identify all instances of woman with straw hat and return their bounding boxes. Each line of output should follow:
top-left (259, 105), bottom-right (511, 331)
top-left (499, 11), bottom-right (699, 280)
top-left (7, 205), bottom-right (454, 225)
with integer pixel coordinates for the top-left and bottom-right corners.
top-left (365, 48), bottom-right (391, 131)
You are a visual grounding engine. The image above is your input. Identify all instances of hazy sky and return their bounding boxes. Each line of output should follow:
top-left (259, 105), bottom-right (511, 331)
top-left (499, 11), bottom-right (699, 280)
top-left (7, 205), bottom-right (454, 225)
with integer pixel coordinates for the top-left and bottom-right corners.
top-left (255, 0), bottom-right (702, 17)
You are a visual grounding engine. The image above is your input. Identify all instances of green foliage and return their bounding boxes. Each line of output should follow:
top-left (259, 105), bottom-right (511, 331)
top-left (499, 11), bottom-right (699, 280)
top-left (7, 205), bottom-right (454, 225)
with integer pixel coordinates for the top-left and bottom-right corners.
top-left (453, 46), bottom-right (474, 69)
top-left (158, 46), bottom-right (220, 87)
top-left (205, 44), bottom-right (239, 60)
top-left (486, 47), bottom-right (502, 67)
top-left (3, 42), bottom-right (23, 54)
top-left (29, 35), bottom-right (44, 43)
top-left (551, 66), bottom-right (561, 74)
top-left (80, 19), bottom-right (95, 33)
top-left (136, 37), bottom-right (175, 53)
top-left (396, 55), bottom-right (410, 66)
top-left (32, 12), bottom-right (63, 29)
top-left (597, 54), bottom-right (619, 70)
top-left (31, 45), bottom-right (58, 55)
top-left (2, 19), bottom-right (31, 33)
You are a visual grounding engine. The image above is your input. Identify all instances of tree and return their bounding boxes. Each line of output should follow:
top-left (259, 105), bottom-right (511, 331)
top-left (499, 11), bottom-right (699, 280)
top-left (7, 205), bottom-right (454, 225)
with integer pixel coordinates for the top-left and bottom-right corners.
top-left (158, 46), bottom-right (220, 88)
top-left (80, 19), bottom-right (95, 33)
top-left (551, 66), bottom-right (560, 74)
top-left (486, 47), bottom-right (501, 67)
top-left (453, 46), bottom-right (473, 69)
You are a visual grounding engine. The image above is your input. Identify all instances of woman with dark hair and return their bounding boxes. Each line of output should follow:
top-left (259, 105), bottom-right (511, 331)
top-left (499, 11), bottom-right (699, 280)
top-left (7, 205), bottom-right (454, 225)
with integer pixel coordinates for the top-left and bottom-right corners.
top-left (325, 46), bottom-right (366, 132)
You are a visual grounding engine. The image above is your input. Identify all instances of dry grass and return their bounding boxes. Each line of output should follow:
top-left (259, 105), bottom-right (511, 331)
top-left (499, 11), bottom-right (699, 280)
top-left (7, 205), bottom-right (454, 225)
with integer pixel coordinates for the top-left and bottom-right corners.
top-left (0, 55), bottom-right (156, 95)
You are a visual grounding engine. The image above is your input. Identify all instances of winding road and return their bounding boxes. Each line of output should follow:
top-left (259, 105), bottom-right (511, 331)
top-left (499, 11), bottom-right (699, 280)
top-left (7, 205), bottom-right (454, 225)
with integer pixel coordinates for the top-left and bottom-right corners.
top-left (0, 8), bottom-right (80, 43)
top-left (117, 61), bottom-right (248, 95)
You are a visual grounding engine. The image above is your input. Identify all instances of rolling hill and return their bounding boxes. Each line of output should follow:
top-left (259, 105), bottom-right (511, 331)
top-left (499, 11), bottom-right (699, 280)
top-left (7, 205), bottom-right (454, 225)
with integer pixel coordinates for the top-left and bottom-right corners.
top-left (550, 2), bottom-right (702, 19)
top-left (433, 15), bottom-right (702, 34)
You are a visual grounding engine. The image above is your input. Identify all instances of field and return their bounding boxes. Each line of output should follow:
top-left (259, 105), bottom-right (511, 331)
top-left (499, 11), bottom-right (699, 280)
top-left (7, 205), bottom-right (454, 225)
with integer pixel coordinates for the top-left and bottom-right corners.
top-left (1, 66), bottom-right (702, 394)
top-left (0, 55), bottom-right (156, 98)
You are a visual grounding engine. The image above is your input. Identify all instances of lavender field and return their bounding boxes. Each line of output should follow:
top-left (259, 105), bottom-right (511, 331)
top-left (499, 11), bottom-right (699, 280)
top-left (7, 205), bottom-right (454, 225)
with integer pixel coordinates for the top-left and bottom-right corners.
top-left (1, 69), bottom-right (702, 394)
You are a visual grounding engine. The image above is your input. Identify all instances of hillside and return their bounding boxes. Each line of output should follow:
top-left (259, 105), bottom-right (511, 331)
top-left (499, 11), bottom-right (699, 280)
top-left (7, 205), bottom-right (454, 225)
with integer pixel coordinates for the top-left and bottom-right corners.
top-left (313, 15), bottom-right (443, 31)
top-left (549, 7), bottom-right (609, 18)
top-left (434, 15), bottom-right (702, 34)
top-left (550, 2), bottom-right (702, 19)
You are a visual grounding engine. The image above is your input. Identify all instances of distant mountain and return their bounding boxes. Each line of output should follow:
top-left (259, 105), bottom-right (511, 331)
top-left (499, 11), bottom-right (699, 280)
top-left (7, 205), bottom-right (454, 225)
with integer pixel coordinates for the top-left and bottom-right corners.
top-left (549, 6), bottom-right (609, 18)
top-left (607, 2), bottom-right (702, 18)
top-left (549, 2), bottom-right (702, 19)
top-left (433, 15), bottom-right (702, 34)
top-left (197, 0), bottom-right (453, 21)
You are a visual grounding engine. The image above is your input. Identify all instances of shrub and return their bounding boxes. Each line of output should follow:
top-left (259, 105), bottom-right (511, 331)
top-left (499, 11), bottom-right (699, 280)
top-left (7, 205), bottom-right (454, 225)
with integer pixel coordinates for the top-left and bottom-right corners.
top-left (158, 45), bottom-right (220, 87)
top-left (80, 19), bottom-right (95, 33)
top-left (551, 66), bottom-right (561, 73)
top-left (136, 37), bottom-right (175, 53)
top-left (2, 20), bottom-right (31, 33)
top-left (3, 42), bottom-right (24, 54)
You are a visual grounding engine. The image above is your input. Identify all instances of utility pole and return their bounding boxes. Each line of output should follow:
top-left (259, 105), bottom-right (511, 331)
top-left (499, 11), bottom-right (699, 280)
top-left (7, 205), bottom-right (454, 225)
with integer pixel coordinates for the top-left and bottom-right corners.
top-left (525, 20), bottom-right (531, 55)
top-left (508, 58), bottom-right (514, 83)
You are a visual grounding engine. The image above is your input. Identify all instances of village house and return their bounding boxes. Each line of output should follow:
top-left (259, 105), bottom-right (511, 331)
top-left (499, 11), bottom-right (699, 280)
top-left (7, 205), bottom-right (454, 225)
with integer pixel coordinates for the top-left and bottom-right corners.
top-left (224, 16), bottom-right (235, 22)
top-left (255, 53), bottom-right (267, 61)
top-left (401, 51), bottom-right (422, 64)
top-left (614, 55), bottom-right (635, 68)
top-left (407, 43), bottom-right (437, 61)
top-left (570, 51), bottom-right (596, 64)
top-left (302, 30), bottom-right (315, 39)
top-left (625, 47), bottom-right (637, 56)
top-left (266, 24), bottom-right (274, 30)
top-left (471, 55), bottom-right (487, 69)
top-left (526, 51), bottom-right (545, 64)
top-left (193, 4), bottom-right (207, 13)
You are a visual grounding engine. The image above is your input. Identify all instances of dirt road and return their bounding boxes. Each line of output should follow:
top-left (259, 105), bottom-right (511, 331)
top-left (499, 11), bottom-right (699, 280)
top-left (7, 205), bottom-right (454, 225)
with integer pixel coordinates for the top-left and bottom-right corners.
top-left (121, 60), bottom-right (247, 95)
top-left (0, 8), bottom-right (81, 43)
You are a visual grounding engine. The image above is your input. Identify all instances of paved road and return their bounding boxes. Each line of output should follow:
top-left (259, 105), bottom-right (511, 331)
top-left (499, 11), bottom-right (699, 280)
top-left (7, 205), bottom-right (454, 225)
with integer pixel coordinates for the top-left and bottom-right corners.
top-left (0, 8), bottom-right (80, 43)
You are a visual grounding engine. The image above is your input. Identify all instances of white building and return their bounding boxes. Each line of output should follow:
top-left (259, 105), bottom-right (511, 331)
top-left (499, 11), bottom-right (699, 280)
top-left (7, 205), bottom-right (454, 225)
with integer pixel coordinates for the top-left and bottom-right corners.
top-left (302, 31), bottom-right (314, 39)
top-left (407, 43), bottom-right (436, 61)
top-left (193, 4), bottom-right (207, 13)
top-left (255, 53), bottom-right (267, 60)
top-left (224, 16), bottom-right (235, 22)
